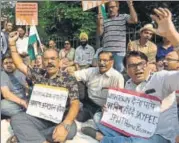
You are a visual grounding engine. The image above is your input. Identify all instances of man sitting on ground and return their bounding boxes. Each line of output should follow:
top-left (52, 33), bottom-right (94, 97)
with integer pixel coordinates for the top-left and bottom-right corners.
top-left (8, 32), bottom-right (80, 143)
top-left (1, 54), bottom-right (27, 117)
top-left (74, 51), bottom-right (124, 122)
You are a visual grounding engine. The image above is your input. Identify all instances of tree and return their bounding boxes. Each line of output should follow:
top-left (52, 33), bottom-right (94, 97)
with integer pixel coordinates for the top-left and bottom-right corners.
top-left (38, 1), bottom-right (97, 39)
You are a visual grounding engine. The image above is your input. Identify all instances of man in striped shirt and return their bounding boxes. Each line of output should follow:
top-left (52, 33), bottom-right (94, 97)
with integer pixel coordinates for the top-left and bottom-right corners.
top-left (97, 1), bottom-right (138, 73)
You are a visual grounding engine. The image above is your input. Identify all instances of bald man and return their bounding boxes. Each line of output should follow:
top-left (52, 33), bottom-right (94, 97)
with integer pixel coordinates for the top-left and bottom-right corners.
top-left (164, 51), bottom-right (179, 70)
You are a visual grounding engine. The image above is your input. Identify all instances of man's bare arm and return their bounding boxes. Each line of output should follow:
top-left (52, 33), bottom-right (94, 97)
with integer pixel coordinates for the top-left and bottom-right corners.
top-left (1, 86), bottom-right (28, 108)
top-left (127, 1), bottom-right (138, 24)
top-left (9, 31), bottom-right (28, 76)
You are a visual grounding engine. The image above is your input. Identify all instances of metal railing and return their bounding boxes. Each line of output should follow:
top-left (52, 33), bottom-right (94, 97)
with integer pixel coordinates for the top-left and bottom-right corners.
top-left (41, 26), bottom-right (179, 51)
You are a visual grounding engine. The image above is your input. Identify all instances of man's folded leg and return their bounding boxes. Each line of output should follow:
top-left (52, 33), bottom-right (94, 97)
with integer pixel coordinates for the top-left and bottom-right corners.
top-left (11, 112), bottom-right (55, 143)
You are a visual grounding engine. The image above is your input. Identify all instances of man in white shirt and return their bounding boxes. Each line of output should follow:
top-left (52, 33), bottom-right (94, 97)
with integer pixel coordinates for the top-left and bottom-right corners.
top-left (81, 8), bottom-right (179, 143)
top-left (74, 51), bottom-right (124, 122)
top-left (16, 26), bottom-right (29, 64)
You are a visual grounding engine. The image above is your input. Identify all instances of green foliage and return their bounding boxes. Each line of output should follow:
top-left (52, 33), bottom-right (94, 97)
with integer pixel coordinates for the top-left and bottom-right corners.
top-left (38, 1), bottom-right (97, 39)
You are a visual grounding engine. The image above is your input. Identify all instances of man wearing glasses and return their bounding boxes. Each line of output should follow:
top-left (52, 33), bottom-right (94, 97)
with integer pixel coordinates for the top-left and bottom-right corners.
top-left (74, 51), bottom-right (124, 122)
top-left (97, 1), bottom-right (138, 73)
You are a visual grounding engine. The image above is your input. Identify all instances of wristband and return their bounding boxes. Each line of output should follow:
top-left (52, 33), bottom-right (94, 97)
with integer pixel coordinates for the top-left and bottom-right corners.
top-left (61, 122), bottom-right (71, 132)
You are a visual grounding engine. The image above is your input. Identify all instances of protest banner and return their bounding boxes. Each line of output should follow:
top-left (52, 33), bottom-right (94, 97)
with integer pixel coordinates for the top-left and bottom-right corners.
top-left (26, 84), bottom-right (68, 123)
top-left (16, 3), bottom-right (38, 25)
top-left (82, 0), bottom-right (107, 11)
top-left (101, 88), bottom-right (161, 138)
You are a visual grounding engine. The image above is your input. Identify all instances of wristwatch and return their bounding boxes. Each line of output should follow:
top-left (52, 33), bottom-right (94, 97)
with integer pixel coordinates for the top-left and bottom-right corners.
top-left (61, 122), bottom-right (71, 132)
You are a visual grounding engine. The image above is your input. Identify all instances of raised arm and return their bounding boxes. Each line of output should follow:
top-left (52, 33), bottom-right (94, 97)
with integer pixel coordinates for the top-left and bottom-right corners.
top-left (97, 6), bottom-right (104, 36)
top-left (127, 1), bottom-right (138, 24)
top-left (9, 31), bottom-right (28, 76)
top-left (151, 8), bottom-right (179, 54)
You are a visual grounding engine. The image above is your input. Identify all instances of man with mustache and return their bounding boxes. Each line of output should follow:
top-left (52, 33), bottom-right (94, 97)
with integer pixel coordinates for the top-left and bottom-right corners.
top-left (74, 51), bottom-right (124, 122)
top-left (97, 1), bottom-right (138, 73)
top-left (127, 24), bottom-right (157, 71)
top-left (8, 32), bottom-right (80, 143)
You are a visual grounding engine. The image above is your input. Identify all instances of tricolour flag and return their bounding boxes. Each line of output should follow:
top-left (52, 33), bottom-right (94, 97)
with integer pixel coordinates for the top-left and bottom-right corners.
top-left (100, 4), bottom-right (107, 20)
top-left (28, 25), bottom-right (41, 60)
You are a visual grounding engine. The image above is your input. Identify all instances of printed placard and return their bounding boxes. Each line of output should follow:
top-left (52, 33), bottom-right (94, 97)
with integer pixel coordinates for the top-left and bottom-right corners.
top-left (82, 0), bottom-right (107, 11)
top-left (16, 3), bottom-right (38, 25)
top-left (26, 84), bottom-right (68, 123)
top-left (101, 88), bottom-right (161, 138)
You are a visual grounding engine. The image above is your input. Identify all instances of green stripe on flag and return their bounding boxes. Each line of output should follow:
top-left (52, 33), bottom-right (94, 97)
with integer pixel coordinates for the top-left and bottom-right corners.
top-left (28, 34), bottom-right (37, 60)
top-left (28, 45), bottom-right (36, 61)
top-left (28, 34), bottom-right (37, 45)
top-left (101, 4), bottom-right (107, 20)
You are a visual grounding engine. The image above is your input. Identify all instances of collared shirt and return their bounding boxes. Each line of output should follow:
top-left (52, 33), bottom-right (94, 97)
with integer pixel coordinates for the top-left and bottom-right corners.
top-left (74, 67), bottom-right (124, 106)
top-left (125, 70), bottom-right (179, 143)
top-left (74, 44), bottom-right (95, 66)
top-left (16, 36), bottom-right (29, 54)
top-left (156, 45), bottom-right (174, 61)
top-left (27, 67), bottom-right (79, 102)
top-left (127, 40), bottom-right (157, 62)
top-left (102, 14), bottom-right (130, 53)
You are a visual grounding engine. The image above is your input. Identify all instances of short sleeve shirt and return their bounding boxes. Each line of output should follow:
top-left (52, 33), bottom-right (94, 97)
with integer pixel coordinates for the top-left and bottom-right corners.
top-left (1, 70), bottom-right (26, 98)
top-left (27, 67), bottom-right (79, 101)
top-left (74, 44), bottom-right (95, 66)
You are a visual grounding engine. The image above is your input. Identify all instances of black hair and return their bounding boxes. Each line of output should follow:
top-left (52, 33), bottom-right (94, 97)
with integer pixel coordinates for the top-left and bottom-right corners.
top-left (2, 53), bottom-right (12, 63)
top-left (16, 25), bottom-right (26, 32)
top-left (123, 51), bottom-right (148, 68)
top-left (98, 50), bottom-right (114, 60)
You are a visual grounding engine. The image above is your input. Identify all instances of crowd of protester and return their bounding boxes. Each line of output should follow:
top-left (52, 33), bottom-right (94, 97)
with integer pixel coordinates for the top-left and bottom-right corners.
top-left (1, 1), bottom-right (179, 143)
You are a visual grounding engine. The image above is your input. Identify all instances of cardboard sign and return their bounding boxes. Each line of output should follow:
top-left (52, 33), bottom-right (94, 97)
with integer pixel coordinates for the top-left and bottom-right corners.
top-left (101, 88), bottom-right (161, 138)
top-left (16, 3), bottom-right (38, 25)
top-left (26, 84), bottom-right (68, 123)
top-left (82, 0), bottom-right (107, 11)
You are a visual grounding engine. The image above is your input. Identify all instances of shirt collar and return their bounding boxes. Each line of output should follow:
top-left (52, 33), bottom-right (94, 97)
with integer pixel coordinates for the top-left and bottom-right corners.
top-left (80, 44), bottom-right (89, 49)
top-left (44, 70), bottom-right (61, 79)
top-left (130, 72), bottom-right (152, 86)
top-left (137, 40), bottom-right (150, 47)
top-left (98, 67), bottom-right (114, 77)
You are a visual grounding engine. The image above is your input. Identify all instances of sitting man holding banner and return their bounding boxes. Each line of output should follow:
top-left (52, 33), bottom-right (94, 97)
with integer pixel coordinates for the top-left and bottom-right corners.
top-left (82, 8), bottom-right (179, 143)
top-left (74, 51), bottom-right (124, 122)
top-left (8, 33), bottom-right (80, 143)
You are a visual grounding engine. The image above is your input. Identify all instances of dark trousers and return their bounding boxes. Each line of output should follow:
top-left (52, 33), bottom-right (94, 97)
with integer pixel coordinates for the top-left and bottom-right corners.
top-left (11, 112), bottom-right (77, 143)
top-left (77, 99), bottom-right (101, 122)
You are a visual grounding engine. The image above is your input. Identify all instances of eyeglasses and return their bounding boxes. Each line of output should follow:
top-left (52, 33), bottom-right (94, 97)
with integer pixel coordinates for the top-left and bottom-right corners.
top-left (44, 57), bottom-right (59, 61)
top-left (98, 59), bottom-right (111, 63)
top-left (64, 43), bottom-right (70, 45)
top-left (108, 6), bottom-right (117, 9)
top-left (127, 61), bottom-right (147, 69)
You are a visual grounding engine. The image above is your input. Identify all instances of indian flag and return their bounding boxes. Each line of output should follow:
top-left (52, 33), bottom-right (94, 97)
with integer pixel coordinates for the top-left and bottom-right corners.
top-left (28, 25), bottom-right (41, 61)
top-left (100, 4), bottom-right (107, 20)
